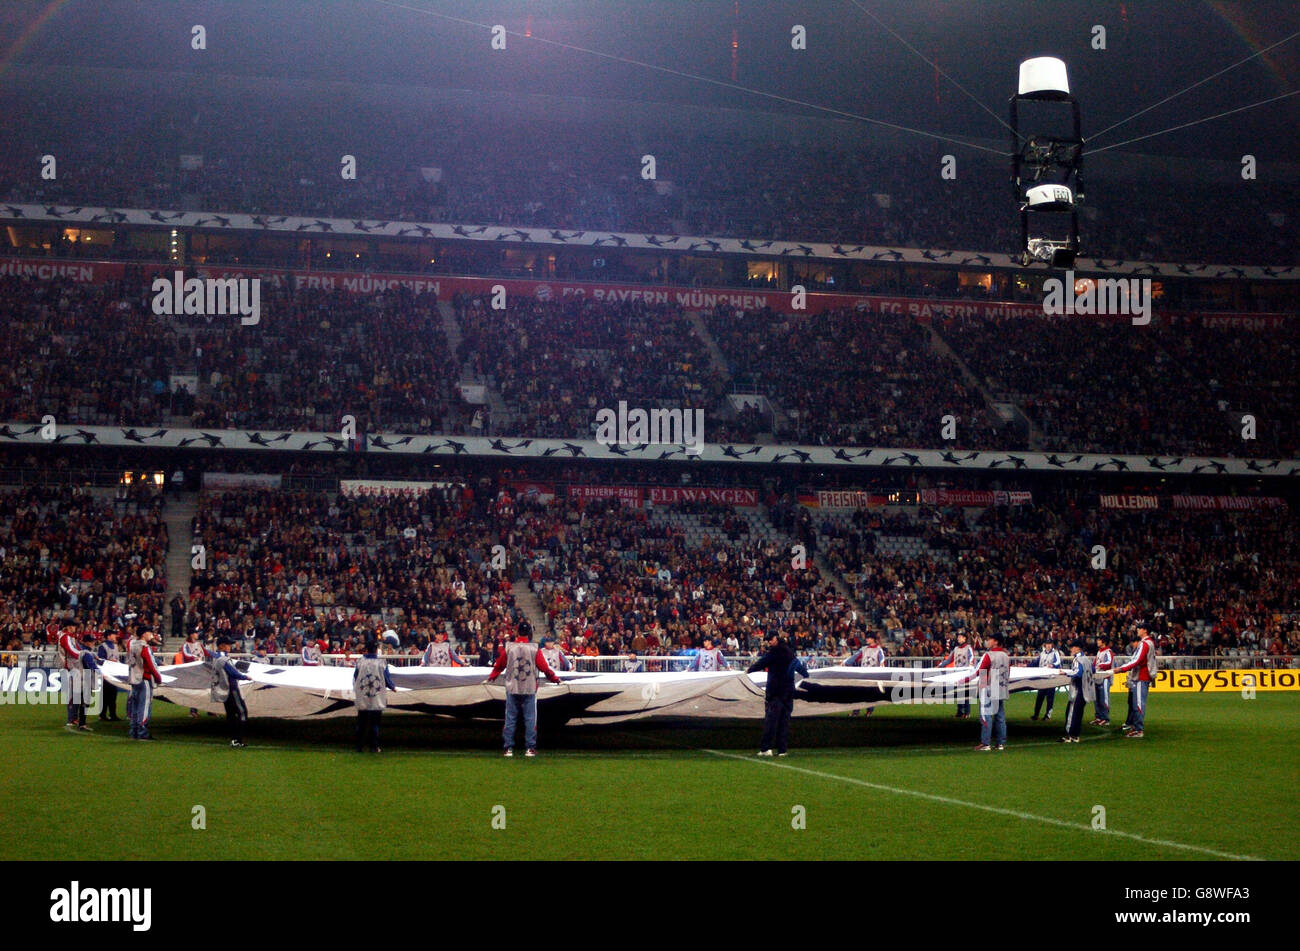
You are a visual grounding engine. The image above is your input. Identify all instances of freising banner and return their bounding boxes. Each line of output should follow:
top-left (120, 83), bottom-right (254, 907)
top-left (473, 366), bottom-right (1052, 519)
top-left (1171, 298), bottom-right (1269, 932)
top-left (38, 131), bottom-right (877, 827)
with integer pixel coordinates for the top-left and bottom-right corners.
top-left (1109, 668), bottom-right (1300, 692)
top-left (810, 490), bottom-right (891, 509)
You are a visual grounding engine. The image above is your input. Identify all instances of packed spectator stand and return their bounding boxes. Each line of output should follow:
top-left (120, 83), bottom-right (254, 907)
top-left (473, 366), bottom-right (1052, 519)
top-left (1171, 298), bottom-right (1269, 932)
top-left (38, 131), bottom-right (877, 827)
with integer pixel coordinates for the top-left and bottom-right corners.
top-left (3, 87), bottom-right (1298, 266)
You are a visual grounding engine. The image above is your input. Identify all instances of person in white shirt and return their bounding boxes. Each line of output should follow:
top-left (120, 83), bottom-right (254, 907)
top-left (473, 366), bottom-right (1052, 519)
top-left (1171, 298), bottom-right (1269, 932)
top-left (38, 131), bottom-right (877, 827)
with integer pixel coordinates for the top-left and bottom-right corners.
top-left (1030, 638), bottom-right (1062, 720)
top-left (1092, 635), bottom-right (1114, 726)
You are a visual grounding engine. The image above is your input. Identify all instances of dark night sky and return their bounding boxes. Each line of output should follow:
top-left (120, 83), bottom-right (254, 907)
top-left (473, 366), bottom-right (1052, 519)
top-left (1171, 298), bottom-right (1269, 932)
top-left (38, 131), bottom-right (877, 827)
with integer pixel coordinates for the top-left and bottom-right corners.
top-left (2, 0), bottom-right (1298, 160)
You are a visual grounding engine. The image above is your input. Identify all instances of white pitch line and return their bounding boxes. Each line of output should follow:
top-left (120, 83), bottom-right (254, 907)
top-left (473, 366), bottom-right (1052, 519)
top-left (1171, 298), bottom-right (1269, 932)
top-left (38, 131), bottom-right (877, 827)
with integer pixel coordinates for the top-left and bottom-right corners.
top-left (701, 748), bottom-right (1263, 861)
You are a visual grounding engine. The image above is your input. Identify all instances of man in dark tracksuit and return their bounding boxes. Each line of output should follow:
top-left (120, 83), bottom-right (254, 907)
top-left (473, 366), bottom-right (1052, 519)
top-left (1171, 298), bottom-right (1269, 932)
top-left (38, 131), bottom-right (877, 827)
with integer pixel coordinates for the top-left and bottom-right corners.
top-left (204, 637), bottom-right (251, 747)
top-left (747, 633), bottom-right (809, 757)
top-left (97, 631), bottom-right (122, 721)
top-left (1060, 639), bottom-right (1095, 743)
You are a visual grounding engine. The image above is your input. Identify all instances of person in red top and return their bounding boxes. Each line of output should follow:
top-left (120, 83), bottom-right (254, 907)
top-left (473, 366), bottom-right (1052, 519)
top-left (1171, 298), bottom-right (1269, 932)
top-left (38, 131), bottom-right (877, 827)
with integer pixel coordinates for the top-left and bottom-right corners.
top-left (1114, 627), bottom-right (1157, 738)
top-left (127, 630), bottom-right (165, 741)
top-left (487, 634), bottom-right (561, 757)
top-left (51, 623), bottom-right (94, 732)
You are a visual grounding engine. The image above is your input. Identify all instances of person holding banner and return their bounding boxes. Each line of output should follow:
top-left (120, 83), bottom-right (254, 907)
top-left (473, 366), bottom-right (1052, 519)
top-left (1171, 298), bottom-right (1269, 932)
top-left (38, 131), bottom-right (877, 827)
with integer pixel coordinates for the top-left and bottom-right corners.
top-left (205, 637), bottom-right (251, 748)
top-left (1030, 638), bottom-right (1062, 720)
top-left (941, 632), bottom-right (975, 718)
top-left (964, 633), bottom-right (1010, 751)
top-left (1060, 639), bottom-right (1094, 743)
top-left (97, 631), bottom-right (122, 722)
top-left (1114, 627), bottom-right (1158, 738)
top-left (127, 630), bottom-right (164, 741)
top-left (354, 638), bottom-right (396, 753)
top-left (1092, 635), bottom-right (1114, 726)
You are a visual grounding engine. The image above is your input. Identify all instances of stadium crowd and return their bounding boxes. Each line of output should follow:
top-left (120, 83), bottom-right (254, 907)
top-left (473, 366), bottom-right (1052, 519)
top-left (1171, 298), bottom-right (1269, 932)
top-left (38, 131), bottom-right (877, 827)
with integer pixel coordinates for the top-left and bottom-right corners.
top-left (454, 294), bottom-right (726, 440)
top-left (817, 500), bottom-right (1300, 659)
top-left (3, 477), bottom-right (1294, 666)
top-left (0, 484), bottom-right (169, 651)
top-left (936, 313), bottom-right (1300, 457)
top-left (3, 87), bottom-right (1298, 266)
top-left (186, 486), bottom-right (527, 659)
top-left (2, 273), bottom-right (1297, 458)
top-left (704, 305), bottom-right (1025, 449)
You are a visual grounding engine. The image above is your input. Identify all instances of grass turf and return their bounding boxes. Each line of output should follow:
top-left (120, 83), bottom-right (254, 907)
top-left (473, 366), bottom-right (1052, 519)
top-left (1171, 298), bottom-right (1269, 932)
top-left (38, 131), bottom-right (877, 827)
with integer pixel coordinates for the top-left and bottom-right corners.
top-left (2, 691), bottom-right (1295, 860)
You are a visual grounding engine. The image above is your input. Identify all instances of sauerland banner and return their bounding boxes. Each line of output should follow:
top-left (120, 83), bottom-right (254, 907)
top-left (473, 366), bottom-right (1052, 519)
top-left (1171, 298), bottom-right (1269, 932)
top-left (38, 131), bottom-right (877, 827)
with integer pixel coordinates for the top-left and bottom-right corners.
top-left (4, 201), bottom-right (1298, 285)
top-left (919, 489), bottom-right (1033, 506)
top-left (0, 254), bottom-right (1296, 324)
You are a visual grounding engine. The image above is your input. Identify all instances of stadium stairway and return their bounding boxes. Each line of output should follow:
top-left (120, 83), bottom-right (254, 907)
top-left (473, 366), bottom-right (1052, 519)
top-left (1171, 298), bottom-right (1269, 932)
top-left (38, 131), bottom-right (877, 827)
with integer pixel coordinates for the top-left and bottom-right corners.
top-left (687, 311), bottom-right (732, 378)
top-left (161, 491), bottom-right (198, 652)
top-left (812, 551), bottom-right (870, 620)
top-left (512, 579), bottom-right (550, 639)
top-left (437, 300), bottom-right (463, 364)
top-left (927, 322), bottom-right (1044, 448)
top-left (751, 504), bottom-right (873, 628)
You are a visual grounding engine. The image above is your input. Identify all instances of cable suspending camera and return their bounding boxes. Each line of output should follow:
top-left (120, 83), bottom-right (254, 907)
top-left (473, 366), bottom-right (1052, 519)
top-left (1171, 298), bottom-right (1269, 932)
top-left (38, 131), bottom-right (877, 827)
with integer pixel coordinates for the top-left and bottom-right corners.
top-left (1011, 57), bottom-right (1084, 267)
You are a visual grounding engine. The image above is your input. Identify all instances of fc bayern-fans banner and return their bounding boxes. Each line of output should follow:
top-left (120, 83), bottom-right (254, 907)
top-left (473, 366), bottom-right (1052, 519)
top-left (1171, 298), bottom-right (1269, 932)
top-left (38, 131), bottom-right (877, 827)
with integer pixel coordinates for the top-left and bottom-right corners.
top-left (920, 489), bottom-right (1033, 506)
top-left (3, 202), bottom-right (1297, 284)
top-left (1, 421), bottom-right (1297, 478)
top-left (646, 486), bottom-right (758, 506)
top-left (0, 255), bottom-right (1293, 324)
top-left (567, 484), bottom-right (643, 506)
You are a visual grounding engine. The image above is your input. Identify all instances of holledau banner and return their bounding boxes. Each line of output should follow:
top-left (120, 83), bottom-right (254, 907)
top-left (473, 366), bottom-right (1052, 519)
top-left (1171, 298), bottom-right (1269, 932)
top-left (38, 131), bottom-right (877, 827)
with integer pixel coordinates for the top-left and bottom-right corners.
top-left (1102, 495), bottom-right (1288, 511)
top-left (1110, 669), bottom-right (1300, 692)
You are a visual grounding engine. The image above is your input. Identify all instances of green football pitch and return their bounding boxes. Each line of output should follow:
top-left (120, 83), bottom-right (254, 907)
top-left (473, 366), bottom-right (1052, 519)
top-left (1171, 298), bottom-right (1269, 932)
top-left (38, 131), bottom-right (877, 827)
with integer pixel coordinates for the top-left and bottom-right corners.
top-left (2, 692), bottom-right (1295, 861)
